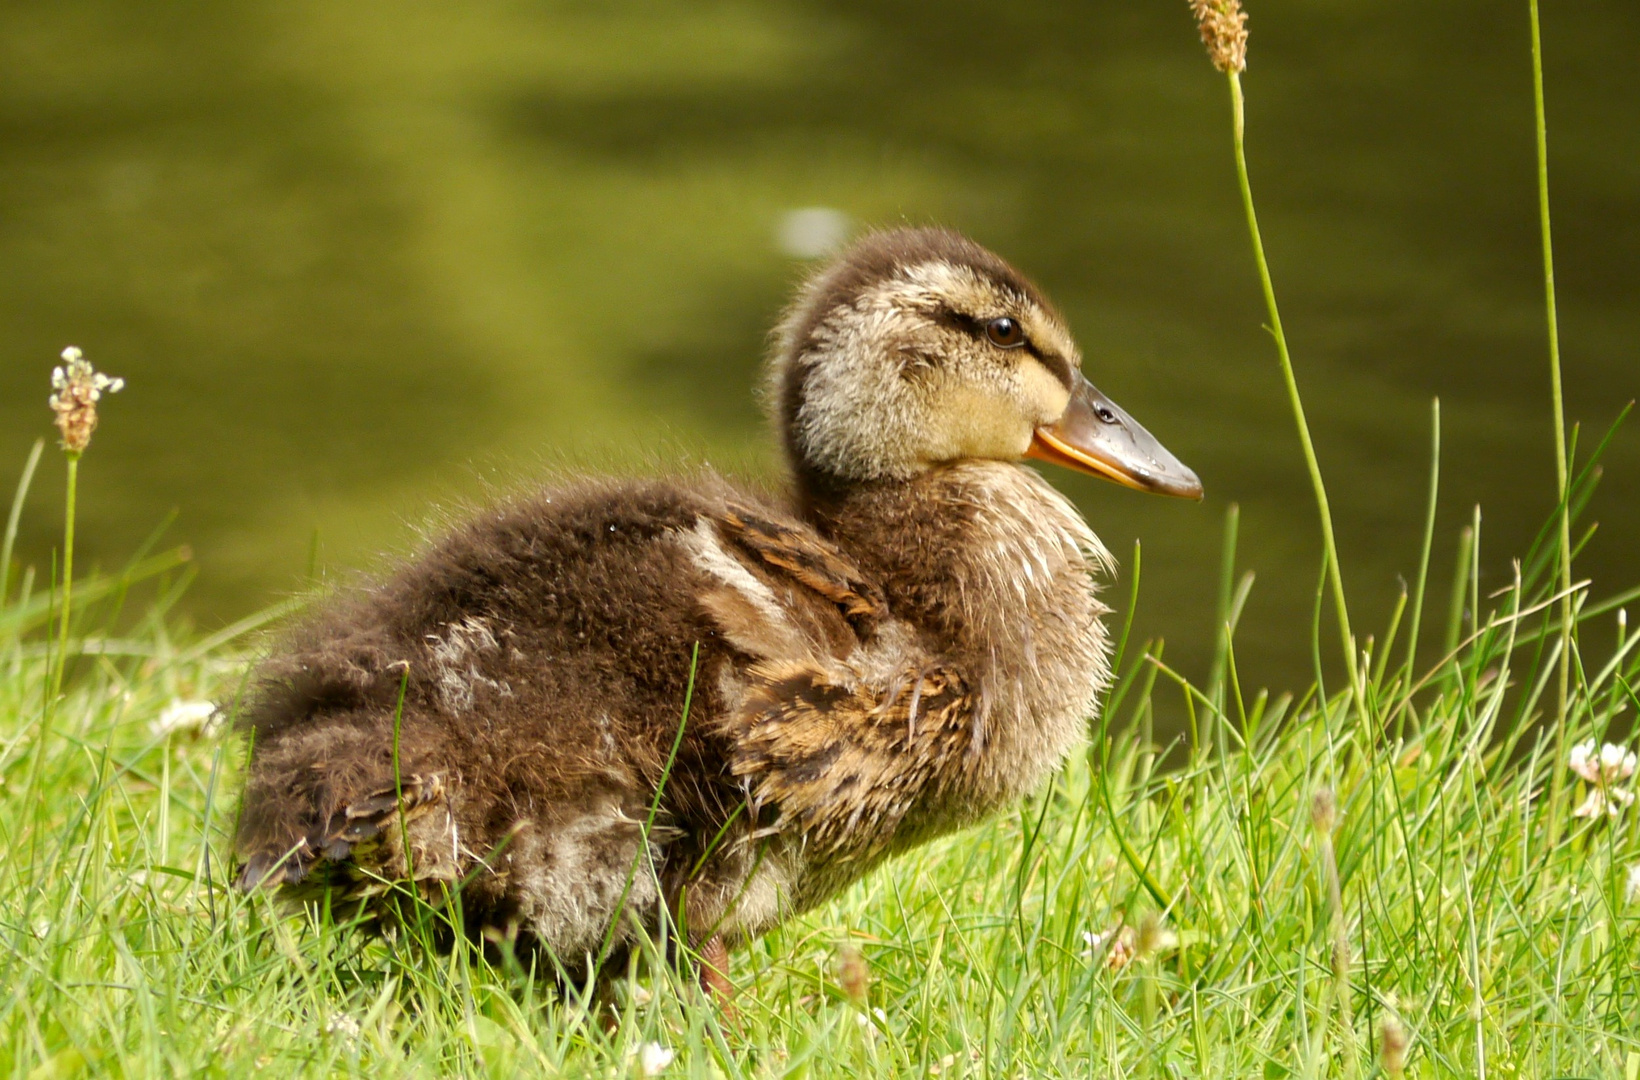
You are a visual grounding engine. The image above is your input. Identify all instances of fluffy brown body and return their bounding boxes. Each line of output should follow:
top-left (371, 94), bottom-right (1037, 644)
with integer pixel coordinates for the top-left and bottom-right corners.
top-left (233, 227), bottom-right (1194, 988)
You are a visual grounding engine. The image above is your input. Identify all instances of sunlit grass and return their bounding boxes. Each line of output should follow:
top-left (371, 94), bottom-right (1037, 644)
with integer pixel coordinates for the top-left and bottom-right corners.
top-left (1, 487), bottom-right (1637, 1077)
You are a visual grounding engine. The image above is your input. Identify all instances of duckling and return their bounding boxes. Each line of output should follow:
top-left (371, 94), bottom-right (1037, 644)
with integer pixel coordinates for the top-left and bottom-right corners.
top-left (233, 227), bottom-right (1201, 995)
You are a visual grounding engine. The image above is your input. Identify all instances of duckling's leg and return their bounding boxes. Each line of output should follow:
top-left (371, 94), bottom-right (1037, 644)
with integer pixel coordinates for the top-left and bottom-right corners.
top-left (698, 935), bottom-right (738, 1023)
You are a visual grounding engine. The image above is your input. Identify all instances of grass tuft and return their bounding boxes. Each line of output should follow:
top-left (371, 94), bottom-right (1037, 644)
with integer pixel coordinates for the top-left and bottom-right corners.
top-left (0, 478), bottom-right (1635, 1075)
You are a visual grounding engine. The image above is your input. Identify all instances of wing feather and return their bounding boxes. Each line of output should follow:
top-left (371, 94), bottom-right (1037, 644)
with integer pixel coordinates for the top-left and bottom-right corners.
top-left (724, 659), bottom-right (971, 862)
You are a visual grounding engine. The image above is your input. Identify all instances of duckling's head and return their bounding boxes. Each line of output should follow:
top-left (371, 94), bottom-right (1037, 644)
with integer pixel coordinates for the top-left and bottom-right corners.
top-left (769, 227), bottom-right (1201, 505)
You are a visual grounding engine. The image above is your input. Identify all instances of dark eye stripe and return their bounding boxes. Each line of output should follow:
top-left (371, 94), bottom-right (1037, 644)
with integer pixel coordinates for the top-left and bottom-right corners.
top-left (1023, 344), bottom-right (1076, 391)
top-left (937, 306), bottom-right (1076, 389)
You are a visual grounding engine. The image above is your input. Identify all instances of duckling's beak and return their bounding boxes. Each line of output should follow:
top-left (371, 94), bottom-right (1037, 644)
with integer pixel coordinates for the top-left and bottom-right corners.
top-left (1025, 374), bottom-right (1204, 499)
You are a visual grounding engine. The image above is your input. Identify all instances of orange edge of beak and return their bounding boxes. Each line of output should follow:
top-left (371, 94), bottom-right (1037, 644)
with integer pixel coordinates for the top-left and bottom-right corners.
top-left (1025, 428), bottom-right (1152, 492)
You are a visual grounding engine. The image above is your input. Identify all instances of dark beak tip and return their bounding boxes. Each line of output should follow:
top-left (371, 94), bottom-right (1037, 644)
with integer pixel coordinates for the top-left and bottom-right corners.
top-left (1158, 474), bottom-right (1204, 501)
top-left (1146, 454), bottom-right (1203, 501)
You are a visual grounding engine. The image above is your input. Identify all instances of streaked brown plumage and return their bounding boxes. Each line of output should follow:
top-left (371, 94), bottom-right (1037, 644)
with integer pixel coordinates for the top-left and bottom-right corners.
top-left (233, 226), bottom-right (1200, 992)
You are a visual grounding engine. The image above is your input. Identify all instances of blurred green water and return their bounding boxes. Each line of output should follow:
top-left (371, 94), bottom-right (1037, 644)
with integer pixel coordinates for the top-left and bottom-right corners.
top-left (2, 0), bottom-right (1636, 699)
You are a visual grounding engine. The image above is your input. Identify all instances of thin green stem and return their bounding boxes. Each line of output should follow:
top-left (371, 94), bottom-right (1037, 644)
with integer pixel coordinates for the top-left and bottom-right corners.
top-left (2, 438), bottom-right (46, 608)
top-left (1208, 502), bottom-right (1240, 714)
top-left (597, 642), bottom-right (698, 970)
top-left (50, 451), bottom-right (80, 699)
top-left (1228, 72), bottom-right (1359, 700)
top-left (1399, 400), bottom-right (1441, 725)
top-left (1320, 827), bottom-right (1357, 1079)
top-left (391, 662), bottom-right (413, 879)
top-left (1528, 0), bottom-right (1573, 844)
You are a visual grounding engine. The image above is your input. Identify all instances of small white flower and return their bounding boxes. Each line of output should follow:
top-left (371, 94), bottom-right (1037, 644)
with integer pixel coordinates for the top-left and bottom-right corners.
top-left (1572, 787), bottom-right (1635, 818)
top-left (1569, 740), bottom-right (1636, 783)
top-left (32, 918), bottom-right (50, 939)
top-left (150, 699), bottom-right (220, 739)
top-left (1600, 742), bottom-right (1636, 775)
top-left (1569, 739), bottom-right (1637, 818)
top-left (1627, 864), bottom-right (1640, 904)
top-left (637, 1042), bottom-right (674, 1076)
top-left (324, 1013), bottom-right (361, 1041)
top-left (930, 1050), bottom-right (984, 1075)
top-left (1569, 740), bottom-right (1594, 778)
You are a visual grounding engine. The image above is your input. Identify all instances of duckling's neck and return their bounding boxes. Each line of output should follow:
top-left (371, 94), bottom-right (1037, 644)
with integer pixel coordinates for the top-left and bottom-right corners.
top-left (806, 460), bottom-right (1114, 809)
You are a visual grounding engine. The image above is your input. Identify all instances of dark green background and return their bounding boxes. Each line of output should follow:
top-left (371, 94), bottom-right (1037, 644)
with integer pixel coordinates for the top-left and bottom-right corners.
top-left (3, 1), bottom-right (1636, 700)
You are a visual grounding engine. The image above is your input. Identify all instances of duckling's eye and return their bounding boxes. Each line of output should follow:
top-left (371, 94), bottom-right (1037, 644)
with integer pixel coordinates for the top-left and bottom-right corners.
top-left (984, 317), bottom-right (1024, 348)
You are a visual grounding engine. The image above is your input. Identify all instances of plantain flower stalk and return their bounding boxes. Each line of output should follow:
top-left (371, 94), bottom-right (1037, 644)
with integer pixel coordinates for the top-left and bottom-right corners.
top-left (1189, 0), bottom-right (1248, 74)
top-left (1313, 787), bottom-right (1358, 1074)
top-left (49, 347), bottom-right (124, 455)
top-left (1379, 1013), bottom-right (1410, 1079)
top-left (1135, 912), bottom-right (1179, 960)
top-left (46, 346), bottom-right (123, 698)
top-left (1187, 0), bottom-right (1361, 705)
top-left (835, 944), bottom-right (870, 1004)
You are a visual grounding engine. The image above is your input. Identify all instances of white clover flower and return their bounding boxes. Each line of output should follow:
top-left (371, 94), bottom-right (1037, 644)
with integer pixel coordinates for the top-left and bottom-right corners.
top-left (1569, 740), bottom-right (1637, 783)
top-left (150, 699), bottom-right (220, 739)
top-left (637, 1042), bottom-right (674, 1076)
top-left (1569, 739), bottom-right (1638, 818)
top-left (929, 1049), bottom-right (984, 1075)
top-left (1600, 742), bottom-right (1637, 776)
top-left (1571, 788), bottom-right (1635, 818)
top-left (324, 1013), bottom-right (361, 1042)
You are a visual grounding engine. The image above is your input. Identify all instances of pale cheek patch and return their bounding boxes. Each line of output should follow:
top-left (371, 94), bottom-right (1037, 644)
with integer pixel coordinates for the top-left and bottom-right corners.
top-left (1017, 363), bottom-right (1071, 426)
top-left (923, 383), bottom-right (1035, 463)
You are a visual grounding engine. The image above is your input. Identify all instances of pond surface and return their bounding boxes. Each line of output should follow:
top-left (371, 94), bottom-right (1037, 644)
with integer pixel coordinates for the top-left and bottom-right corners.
top-left (2, 0), bottom-right (1636, 706)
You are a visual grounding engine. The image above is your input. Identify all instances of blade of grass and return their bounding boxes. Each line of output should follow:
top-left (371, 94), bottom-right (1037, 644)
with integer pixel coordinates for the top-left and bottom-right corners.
top-left (1400, 400), bottom-right (1441, 725)
top-left (1228, 70), bottom-right (1358, 702)
top-left (1527, 0), bottom-right (1574, 845)
top-left (1, 439), bottom-right (45, 609)
top-left (50, 451), bottom-right (80, 698)
top-left (1209, 503), bottom-right (1240, 713)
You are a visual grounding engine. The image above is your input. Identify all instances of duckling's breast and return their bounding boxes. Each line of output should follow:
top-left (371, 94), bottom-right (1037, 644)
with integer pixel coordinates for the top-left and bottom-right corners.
top-left (829, 461), bottom-right (1115, 819)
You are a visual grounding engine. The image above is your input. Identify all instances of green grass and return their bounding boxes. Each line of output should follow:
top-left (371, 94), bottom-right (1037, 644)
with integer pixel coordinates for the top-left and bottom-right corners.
top-left (3, 5), bottom-right (1638, 1075)
top-left (1, 467), bottom-right (1638, 1077)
